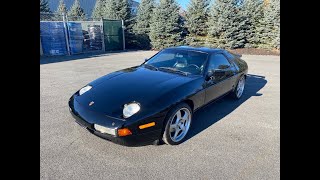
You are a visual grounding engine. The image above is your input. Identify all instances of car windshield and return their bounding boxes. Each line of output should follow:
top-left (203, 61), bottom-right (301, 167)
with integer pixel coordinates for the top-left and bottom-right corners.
top-left (144, 49), bottom-right (209, 75)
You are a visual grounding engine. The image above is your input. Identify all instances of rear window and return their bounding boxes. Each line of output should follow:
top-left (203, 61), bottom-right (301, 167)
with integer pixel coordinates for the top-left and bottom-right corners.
top-left (224, 51), bottom-right (247, 71)
top-left (224, 51), bottom-right (236, 60)
top-left (233, 56), bottom-right (247, 71)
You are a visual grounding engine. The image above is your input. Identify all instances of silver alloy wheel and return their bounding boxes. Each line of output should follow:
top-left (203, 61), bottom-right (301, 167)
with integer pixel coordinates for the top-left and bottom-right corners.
top-left (169, 108), bottom-right (191, 142)
top-left (236, 76), bottom-right (245, 98)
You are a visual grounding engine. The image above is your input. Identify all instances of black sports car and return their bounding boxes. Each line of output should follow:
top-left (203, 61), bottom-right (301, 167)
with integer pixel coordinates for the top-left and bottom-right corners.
top-left (69, 46), bottom-right (248, 146)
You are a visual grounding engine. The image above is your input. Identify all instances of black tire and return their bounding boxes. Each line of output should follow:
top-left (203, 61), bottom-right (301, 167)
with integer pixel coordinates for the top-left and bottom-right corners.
top-left (231, 75), bottom-right (246, 99)
top-left (162, 102), bottom-right (192, 145)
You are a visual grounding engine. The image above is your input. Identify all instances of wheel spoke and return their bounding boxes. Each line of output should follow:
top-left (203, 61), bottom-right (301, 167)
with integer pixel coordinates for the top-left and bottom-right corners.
top-left (180, 124), bottom-right (186, 132)
top-left (182, 111), bottom-right (188, 121)
top-left (173, 129), bottom-right (180, 139)
top-left (170, 124), bottom-right (176, 132)
top-left (172, 116), bottom-right (179, 125)
top-left (176, 110), bottom-right (182, 121)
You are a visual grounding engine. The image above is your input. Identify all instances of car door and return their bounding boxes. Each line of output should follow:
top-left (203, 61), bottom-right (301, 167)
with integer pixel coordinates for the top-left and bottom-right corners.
top-left (204, 53), bottom-right (235, 104)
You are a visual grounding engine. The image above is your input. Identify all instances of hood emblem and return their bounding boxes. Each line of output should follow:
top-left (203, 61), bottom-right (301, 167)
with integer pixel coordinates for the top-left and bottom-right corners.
top-left (112, 122), bottom-right (115, 126)
top-left (89, 101), bottom-right (94, 106)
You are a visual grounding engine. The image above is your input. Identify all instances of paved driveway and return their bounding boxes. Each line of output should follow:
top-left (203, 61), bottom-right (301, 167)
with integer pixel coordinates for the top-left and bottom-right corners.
top-left (40, 51), bottom-right (280, 180)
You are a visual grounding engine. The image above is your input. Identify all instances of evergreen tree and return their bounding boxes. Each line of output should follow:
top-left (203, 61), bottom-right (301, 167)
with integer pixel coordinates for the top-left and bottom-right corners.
top-left (256, 0), bottom-right (280, 49)
top-left (207, 0), bottom-right (246, 49)
top-left (92, 0), bottom-right (105, 20)
top-left (56, 0), bottom-right (67, 15)
top-left (55, 0), bottom-right (67, 20)
top-left (133, 0), bottom-right (155, 49)
top-left (40, 0), bottom-right (51, 13)
top-left (103, 0), bottom-right (130, 21)
top-left (271, 0), bottom-right (280, 49)
top-left (68, 0), bottom-right (86, 21)
top-left (185, 0), bottom-right (209, 46)
top-left (241, 0), bottom-right (263, 48)
top-left (133, 0), bottom-right (154, 35)
top-left (103, 0), bottom-right (135, 48)
top-left (149, 0), bottom-right (183, 49)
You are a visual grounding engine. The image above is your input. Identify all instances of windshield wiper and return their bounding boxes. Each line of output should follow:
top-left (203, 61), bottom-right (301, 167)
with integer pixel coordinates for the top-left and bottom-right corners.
top-left (158, 67), bottom-right (189, 76)
top-left (143, 64), bottom-right (158, 71)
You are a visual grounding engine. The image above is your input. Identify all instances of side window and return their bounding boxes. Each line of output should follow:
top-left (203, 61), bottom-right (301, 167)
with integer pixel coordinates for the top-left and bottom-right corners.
top-left (207, 54), bottom-right (231, 70)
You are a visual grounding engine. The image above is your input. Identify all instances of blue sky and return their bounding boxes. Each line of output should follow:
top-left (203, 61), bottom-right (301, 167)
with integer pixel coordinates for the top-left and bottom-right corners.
top-left (135, 0), bottom-right (191, 10)
top-left (177, 0), bottom-right (190, 9)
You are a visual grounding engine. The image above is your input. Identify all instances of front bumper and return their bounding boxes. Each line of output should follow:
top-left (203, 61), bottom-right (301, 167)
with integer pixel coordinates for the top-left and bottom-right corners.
top-left (68, 95), bottom-right (162, 146)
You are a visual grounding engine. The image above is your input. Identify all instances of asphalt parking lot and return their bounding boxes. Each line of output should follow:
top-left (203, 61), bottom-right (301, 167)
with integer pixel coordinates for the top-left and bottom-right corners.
top-left (40, 51), bottom-right (280, 180)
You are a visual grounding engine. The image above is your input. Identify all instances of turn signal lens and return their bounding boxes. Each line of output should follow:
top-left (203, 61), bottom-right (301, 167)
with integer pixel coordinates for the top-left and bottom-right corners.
top-left (118, 128), bottom-right (132, 137)
top-left (139, 122), bottom-right (155, 129)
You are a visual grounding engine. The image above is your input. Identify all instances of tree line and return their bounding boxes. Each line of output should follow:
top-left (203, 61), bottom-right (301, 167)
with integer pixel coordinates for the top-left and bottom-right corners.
top-left (40, 0), bottom-right (280, 50)
top-left (40, 0), bottom-right (86, 20)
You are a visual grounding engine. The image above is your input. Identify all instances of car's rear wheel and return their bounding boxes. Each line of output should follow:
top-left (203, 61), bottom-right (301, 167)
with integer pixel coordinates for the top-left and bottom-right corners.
top-left (162, 103), bottom-right (192, 145)
top-left (232, 75), bottom-right (246, 99)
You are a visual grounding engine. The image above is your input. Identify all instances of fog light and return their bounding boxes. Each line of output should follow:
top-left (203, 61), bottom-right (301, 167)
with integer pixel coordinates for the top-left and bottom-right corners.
top-left (94, 124), bottom-right (116, 136)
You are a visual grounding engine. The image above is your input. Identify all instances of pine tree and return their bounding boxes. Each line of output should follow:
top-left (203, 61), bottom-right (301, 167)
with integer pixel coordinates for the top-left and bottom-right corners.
top-left (241, 0), bottom-right (263, 48)
top-left (149, 0), bottom-right (183, 49)
top-left (133, 0), bottom-right (155, 49)
top-left (256, 0), bottom-right (280, 49)
top-left (271, 0), bottom-right (280, 49)
top-left (40, 0), bottom-right (51, 13)
top-left (68, 0), bottom-right (86, 21)
top-left (133, 0), bottom-right (154, 35)
top-left (185, 0), bottom-right (209, 46)
top-left (92, 0), bottom-right (105, 20)
top-left (103, 0), bottom-right (135, 48)
top-left (103, 0), bottom-right (130, 21)
top-left (56, 0), bottom-right (67, 15)
top-left (207, 0), bottom-right (247, 49)
top-left (54, 0), bottom-right (67, 20)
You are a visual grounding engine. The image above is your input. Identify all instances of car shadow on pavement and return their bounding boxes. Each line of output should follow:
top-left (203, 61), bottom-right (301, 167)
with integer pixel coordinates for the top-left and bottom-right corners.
top-left (183, 74), bottom-right (267, 143)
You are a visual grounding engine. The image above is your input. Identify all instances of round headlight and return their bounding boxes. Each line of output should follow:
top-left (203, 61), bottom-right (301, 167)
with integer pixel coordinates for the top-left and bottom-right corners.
top-left (79, 85), bottom-right (92, 95)
top-left (123, 102), bottom-right (140, 118)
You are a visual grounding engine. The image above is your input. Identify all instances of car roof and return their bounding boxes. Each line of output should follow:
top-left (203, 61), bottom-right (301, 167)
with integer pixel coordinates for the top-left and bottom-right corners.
top-left (164, 46), bottom-right (225, 54)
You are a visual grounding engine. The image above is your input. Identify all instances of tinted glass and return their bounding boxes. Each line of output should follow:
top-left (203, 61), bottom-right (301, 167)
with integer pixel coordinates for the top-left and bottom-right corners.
top-left (145, 49), bottom-right (209, 75)
top-left (224, 51), bottom-right (235, 60)
top-left (207, 54), bottom-right (231, 70)
top-left (233, 57), bottom-right (247, 71)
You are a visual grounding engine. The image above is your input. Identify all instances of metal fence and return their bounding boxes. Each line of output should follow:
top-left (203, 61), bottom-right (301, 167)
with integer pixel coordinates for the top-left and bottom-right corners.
top-left (40, 12), bottom-right (124, 56)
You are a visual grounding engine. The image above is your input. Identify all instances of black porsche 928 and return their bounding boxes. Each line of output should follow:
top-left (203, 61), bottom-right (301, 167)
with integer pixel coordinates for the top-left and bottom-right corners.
top-left (69, 46), bottom-right (248, 146)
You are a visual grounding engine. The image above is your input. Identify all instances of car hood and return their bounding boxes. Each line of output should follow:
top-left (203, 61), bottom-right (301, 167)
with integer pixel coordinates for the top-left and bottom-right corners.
top-left (76, 66), bottom-right (198, 119)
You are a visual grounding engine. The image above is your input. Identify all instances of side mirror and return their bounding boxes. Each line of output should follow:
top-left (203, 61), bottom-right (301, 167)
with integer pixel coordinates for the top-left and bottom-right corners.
top-left (205, 70), bottom-right (214, 81)
top-left (214, 69), bottom-right (227, 76)
top-left (144, 58), bottom-right (149, 62)
top-left (218, 64), bottom-right (230, 69)
top-left (206, 69), bottom-right (226, 81)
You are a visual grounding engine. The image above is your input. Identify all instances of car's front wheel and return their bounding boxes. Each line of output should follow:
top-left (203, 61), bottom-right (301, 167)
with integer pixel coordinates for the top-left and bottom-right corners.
top-left (162, 103), bottom-right (192, 145)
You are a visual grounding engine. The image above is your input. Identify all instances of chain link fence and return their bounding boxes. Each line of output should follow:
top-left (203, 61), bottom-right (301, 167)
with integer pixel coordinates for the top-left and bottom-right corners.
top-left (40, 12), bottom-right (107, 56)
